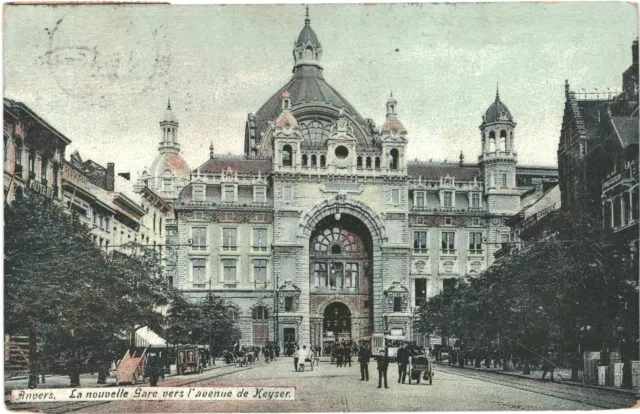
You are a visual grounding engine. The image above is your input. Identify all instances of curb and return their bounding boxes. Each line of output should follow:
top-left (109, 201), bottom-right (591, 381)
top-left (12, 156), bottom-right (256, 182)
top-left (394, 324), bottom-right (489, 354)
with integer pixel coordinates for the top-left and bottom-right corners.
top-left (436, 363), bottom-right (640, 397)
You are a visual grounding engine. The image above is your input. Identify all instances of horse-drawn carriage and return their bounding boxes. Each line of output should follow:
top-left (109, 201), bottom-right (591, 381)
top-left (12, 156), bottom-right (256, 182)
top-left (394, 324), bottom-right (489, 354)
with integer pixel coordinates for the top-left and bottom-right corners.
top-left (411, 355), bottom-right (434, 385)
top-left (234, 350), bottom-right (248, 367)
top-left (177, 347), bottom-right (203, 375)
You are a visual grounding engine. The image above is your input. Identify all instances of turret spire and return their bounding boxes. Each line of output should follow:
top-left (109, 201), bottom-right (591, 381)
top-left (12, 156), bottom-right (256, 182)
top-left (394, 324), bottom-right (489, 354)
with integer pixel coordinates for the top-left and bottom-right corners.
top-left (209, 141), bottom-right (215, 159)
top-left (305, 5), bottom-right (310, 26)
top-left (495, 83), bottom-right (500, 101)
top-left (167, 98), bottom-right (172, 111)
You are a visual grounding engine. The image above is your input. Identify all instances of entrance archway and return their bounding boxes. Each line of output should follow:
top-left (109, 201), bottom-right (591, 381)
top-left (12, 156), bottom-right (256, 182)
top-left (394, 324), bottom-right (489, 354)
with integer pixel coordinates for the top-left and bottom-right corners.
top-left (323, 302), bottom-right (351, 341)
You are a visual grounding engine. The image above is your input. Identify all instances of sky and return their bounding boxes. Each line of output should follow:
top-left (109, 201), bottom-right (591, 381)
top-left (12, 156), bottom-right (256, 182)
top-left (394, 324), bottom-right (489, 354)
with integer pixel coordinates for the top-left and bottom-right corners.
top-left (3, 2), bottom-right (637, 176)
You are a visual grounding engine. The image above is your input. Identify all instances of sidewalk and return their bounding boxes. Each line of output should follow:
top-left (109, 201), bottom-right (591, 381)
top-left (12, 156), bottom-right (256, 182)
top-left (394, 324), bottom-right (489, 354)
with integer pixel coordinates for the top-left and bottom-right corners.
top-left (436, 362), bottom-right (640, 397)
top-left (4, 363), bottom-right (223, 396)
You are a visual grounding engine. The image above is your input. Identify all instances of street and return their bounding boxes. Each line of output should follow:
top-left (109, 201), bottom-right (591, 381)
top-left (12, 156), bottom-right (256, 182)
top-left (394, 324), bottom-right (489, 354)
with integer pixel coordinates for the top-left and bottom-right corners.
top-left (6, 357), bottom-right (638, 413)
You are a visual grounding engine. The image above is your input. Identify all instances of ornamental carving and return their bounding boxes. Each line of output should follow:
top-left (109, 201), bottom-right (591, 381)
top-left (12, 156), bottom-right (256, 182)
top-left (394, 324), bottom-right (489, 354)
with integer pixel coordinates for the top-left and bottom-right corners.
top-left (179, 210), bottom-right (273, 223)
top-left (469, 261), bottom-right (482, 274)
top-left (415, 260), bottom-right (426, 272)
top-left (385, 213), bottom-right (406, 220)
top-left (410, 215), bottom-right (481, 228)
top-left (443, 261), bottom-right (455, 273)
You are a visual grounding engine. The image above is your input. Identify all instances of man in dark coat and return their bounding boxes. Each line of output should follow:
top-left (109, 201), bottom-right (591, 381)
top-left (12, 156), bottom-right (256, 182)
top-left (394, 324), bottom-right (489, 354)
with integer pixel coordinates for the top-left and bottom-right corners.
top-left (335, 345), bottom-right (344, 367)
top-left (344, 344), bottom-right (352, 367)
top-left (376, 350), bottom-right (389, 388)
top-left (358, 344), bottom-right (371, 381)
top-left (397, 343), bottom-right (412, 384)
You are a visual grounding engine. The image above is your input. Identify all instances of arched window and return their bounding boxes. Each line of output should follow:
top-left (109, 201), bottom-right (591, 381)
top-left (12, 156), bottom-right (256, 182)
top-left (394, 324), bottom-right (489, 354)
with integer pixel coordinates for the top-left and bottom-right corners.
top-left (489, 131), bottom-right (496, 152)
top-left (282, 145), bottom-right (292, 167)
top-left (284, 100), bottom-right (290, 109)
top-left (499, 130), bottom-right (507, 151)
top-left (311, 154), bottom-right (317, 167)
top-left (320, 155), bottom-right (326, 167)
top-left (331, 244), bottom-right (342, 254)
top-left (40, 157), bottom-right (48, 185)
top-left (366, 157), bottom-right (372, 169)
top-left (357, 156), bottom-right (362, 169)
top-left (227, 308), bottom-right (239, 322)
top-left (305, 46), bottom-right (313, 60)
top-left (252, 306), bottom-right (269, 320)
top-left (375, 157), bottom-right (381, 169)
top-left (509, 131), bottom-right (514, 151)
top-left (302, 154), bottom-right (308, 167)
top-left (389, 149), bottom-right (399, 170)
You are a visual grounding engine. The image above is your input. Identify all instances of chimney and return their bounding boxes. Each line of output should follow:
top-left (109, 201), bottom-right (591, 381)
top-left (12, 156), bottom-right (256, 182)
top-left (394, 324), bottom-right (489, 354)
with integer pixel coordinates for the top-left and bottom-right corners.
top-left (633, 38), bottom-right (638, 66)
top-left (106, 162), bottom-right (115, 191)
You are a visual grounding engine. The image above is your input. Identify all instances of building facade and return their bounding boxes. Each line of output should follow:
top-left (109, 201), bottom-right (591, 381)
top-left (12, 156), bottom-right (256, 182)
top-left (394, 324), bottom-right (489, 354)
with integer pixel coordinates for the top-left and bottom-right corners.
top-left (3, 98), bottom-right (70, 204)
top-left (559, 39), bottom-right (639, 248)
top-left (169, 14), bottom-right (558, 349)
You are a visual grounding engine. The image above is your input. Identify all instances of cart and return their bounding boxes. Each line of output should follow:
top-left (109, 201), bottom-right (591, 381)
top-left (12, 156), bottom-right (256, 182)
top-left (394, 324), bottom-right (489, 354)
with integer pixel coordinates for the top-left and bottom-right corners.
top-left (235, 350), bottom-right (248, 367)
top-left (411, 356), bottom-right (433, 385)
top-left (177, 347), bottom-right (203, 375)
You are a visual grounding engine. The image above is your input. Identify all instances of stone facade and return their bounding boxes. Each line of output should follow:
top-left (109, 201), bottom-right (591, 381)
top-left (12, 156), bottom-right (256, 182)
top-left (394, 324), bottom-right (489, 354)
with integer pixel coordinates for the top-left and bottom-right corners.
top-left (170, 14), bottom-right (558, 350)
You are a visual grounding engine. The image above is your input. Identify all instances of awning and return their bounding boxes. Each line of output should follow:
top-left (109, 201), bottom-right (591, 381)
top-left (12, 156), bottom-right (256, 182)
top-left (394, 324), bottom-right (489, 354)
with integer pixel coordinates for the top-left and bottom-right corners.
top-left (135, 326), bottom-right (166, 348)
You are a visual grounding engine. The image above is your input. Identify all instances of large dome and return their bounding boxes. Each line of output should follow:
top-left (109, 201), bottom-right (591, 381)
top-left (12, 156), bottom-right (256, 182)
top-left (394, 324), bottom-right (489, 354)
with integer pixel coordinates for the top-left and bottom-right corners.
top-left (149, 152), bottom-right (190, 182)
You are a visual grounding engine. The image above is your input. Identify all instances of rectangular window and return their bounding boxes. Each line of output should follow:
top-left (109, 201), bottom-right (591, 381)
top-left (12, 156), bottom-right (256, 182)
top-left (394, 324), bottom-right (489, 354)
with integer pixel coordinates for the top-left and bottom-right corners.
top-left (283, 185), bottom-right (293, 201)
top-left (105, 217), bottom-right (111, 232)
top-left (224, 185), bottom-right (235, 202)
top-left (193, 185), bottom-right (205, 202)
top-left (253, 228), bottom-right (267, 251)
top-left (254, 186), bottom-right (266, 202)
top-left (28, 151), bottom-right (35, 175)
top-left (285, 296), bottom-right (294, 312)
top-left (390, 188), bottom-right (400, 204)
top-left (222, 228), bottom-right (237, 251)
top-left (413, 231), bottom-right (427, 253)
top-left (191, 227), bottom-right (207, 250)
top-left (93, 211), bottom-right (98, 226)
top-left (494, 174), bottom-right (502, 187)
top-left (443, 278), bottom-right (456, 292)
top-left (223, 259), bottom-right (237, 285)
top-left (314, 262), bottom-right (328, 287)
top-left (192, 258), bottom-right (206, 288)
top-left (501, 174), bottom-right (508, 188)
top-left (253, 259), bottom-right (267, 283)
top-left (415, 191), bottom-right (425, 208)
top-left (345, 263), bottom-right (359, 288)
top-left (441, 232), bottom-right (455, 253)
top-left (99, 215), bottom-right (104, 229)
top-left (329, 262), bottom-right (344, 288)
top-left (414, 279), bottom-right (427, 307)
top-left (393, 297), bottom-right (402, 312)
top-left (443, 191), bottom-right (453, 208)
top-left (469, 232), bottom-right (483, 253)
top-left (501, 232), bottom-right (510, 248)
top-left (471, 193), bottom-right (480, 209)
top-left (40, 158), bottom-right (48, 185)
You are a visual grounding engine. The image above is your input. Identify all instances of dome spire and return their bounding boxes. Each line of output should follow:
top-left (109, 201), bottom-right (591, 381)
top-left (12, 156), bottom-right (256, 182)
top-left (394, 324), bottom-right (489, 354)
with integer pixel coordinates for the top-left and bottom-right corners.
top-left (209, 140), bottom-right (215, 159)
top-left (167, 98), bottom-right (172, 111)
top-left (495, 83), bottom-right (500, 101)
top-left (305, 5), bottom-right (310, 26)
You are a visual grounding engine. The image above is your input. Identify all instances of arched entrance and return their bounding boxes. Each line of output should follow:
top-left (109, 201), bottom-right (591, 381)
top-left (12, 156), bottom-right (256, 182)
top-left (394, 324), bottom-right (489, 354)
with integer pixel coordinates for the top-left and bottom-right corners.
top-left (308, 213), bottom-right (373, 352)
top-left (323, 302), bottom-right (351, 341)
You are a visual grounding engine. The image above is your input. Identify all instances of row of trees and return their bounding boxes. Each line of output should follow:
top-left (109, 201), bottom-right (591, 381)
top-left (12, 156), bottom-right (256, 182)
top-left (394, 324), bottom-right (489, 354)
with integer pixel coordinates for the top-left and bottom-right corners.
top-left (4, 193), bottom-right (239, 387)
top-left (414, 213), bottom-right (638, 382)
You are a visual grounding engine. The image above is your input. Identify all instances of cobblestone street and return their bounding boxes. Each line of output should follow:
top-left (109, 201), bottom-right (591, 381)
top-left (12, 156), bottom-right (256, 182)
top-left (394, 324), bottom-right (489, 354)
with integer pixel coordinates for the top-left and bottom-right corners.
top-left (6, 357), bottom-right (638, 413)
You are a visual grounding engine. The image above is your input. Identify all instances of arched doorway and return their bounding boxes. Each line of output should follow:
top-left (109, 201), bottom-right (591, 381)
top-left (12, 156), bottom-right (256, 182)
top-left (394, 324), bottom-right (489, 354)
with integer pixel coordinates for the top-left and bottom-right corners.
top-left (323, 302), bottom-right (351, 341)
top-left (308, 213), bottom-right (373, 351)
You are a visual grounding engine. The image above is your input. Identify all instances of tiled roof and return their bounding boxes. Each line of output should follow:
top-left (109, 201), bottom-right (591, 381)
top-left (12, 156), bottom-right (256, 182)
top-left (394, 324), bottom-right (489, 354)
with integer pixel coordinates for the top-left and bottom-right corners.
top-left (408, 162), bottom-right (481, 181)
top-left (381, 117), bottom-right (407, 134)
top-left (611, 116), bottom-right (639, 148)
top-left (196, 157), bottom-right (273, 174)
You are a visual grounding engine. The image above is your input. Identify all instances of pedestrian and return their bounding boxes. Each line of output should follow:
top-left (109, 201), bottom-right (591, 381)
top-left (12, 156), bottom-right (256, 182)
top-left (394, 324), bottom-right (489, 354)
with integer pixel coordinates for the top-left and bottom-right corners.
top-left (275, 345), bottom-right (280, 359)
top-left (293, 346), bottom-right (300, 372)
top-left (336, 345), bottom-right (344, 367)
top-left (376, 350), bottom-right (389, 389)
top-left (358, 344), bottom-right (371, 381)
top-left (397, 343), bottom-right (411, 384)
top-left (344, 344), bottom-right (352, 367)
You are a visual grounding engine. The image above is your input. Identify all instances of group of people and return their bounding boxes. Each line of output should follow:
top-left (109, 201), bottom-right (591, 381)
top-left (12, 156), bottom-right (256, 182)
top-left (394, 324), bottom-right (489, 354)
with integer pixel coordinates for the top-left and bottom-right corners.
top-left (358, 343), bottom-right (430, 389)
top-left (292, 345), bottom-right (317, 371)
top-left (332, 343), bottom-right (355, 367)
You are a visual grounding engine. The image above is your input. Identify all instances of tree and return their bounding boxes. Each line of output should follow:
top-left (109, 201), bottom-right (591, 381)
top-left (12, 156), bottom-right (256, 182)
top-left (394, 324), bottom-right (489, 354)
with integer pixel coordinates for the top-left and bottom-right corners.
top-left (4, 194), bottom-right (173, 387)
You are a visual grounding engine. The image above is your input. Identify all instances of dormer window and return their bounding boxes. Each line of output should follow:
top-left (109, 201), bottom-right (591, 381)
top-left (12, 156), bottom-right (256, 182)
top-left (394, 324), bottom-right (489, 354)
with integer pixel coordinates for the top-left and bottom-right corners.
top-left (282, 145), bottom-right (292, 167)
top-left (224, 185), bottom-right (235, 202)
top-left (193, 184), bottom-right (205, 202)
top-left (254, 186), bottom-right (266, 203)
